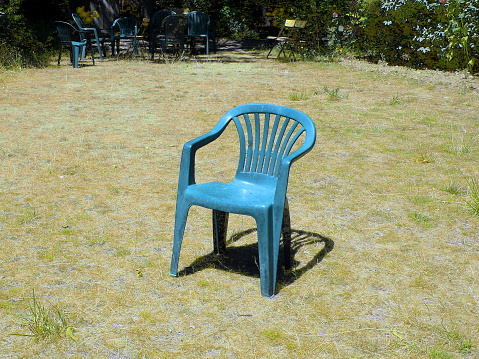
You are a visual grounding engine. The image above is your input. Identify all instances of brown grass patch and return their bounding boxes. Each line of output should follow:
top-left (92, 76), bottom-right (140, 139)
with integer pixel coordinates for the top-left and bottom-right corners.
top-left (1, 52), bottom-right (478, 358)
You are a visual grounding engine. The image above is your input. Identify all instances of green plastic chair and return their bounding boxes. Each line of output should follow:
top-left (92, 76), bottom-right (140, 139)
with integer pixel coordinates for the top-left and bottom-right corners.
top-left (185, 11), bottom-right (210, 55)
top-left (54, 21), bottom-right (94, 69)
top-left (170, 104), bottom-right (317, 298)
top-left (110, 17), bottom-right (139, 56)
top-left (72, 13), bottom-right (106, 59)
top-left (151, 14), bottom-right (187, 60)
top-left (149, 9), bottom-right (175, 50)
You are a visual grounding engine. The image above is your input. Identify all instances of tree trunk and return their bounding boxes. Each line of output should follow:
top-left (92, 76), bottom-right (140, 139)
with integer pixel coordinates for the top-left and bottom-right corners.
top-left (90, 0), bottom-right (119, 28)
top-left (142, 0), bottom-right (155, 19)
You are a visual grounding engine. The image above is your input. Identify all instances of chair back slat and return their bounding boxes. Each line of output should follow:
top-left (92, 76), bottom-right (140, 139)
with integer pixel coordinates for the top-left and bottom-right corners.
top-left (55, 21), bottom-right (81, 44)
top-left (258, 113), bottom-right (271, 173)
top-left (162, 15), bottom-right (187, 40)
top-left (186, 11), bottom-right (210, 36)
top-left (72, 13), bottom-right (87, 29)
top-left (113, 17), bottom-right (138, 37)
top-left (232, 110), bottom-right (309, 178)
top-left (150, 9), bottom-right (175, 34)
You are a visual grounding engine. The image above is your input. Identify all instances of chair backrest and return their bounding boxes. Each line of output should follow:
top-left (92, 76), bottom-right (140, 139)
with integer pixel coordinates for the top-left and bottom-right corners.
top-left (112, 17), bottom-right (138, 37)
top-left (186, 11), bottom-right (210, 36)
top-left (220, 104), bottom-right (316, 178)
top-left (54, 21), bottom-right (81, 44)
top-left (161, 14), bottom-right (187, 41)
top-left (150, 9), bottom-right (175, 32)
top-left (278, 19), bottom-right (307, 38)
top-left (284, 19), bottom-right (296, 29)
top-left (294, 20), bottom-right (307, 29)
top-left (72, 13), bottom-right (87, 29)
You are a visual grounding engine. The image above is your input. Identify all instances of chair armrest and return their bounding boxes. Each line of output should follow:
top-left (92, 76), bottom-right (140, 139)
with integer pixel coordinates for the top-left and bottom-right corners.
top-left (177, 121), bottom-right (229, 192)
top-left (274, 140), bottom-right (315, 204)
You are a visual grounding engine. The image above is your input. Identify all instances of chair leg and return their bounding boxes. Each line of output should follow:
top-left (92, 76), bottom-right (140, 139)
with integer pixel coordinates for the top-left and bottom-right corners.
top-left (281, 199), bottom-right (292, 270)
top-left (95, 38), bottom-right (104, 59)
top-left (256, 210), bottom-right (281, 298)
top-left (111, 39), bottom-right (114, 56)
top-left (277, 42), bottom-right (287, 58)
top-left (90, 44), bottom-right (95, 66)
top-left (72, 44), bottom-right (80, 69)
top-left (133, 37), bottom-right (139, 55)
top-left (212, 210), bottom-right (229, 254)
top-left (57, 45), bottom-right (62, 65)
top-left (170, 201), bottom-right (191, 276)
top-left (266, 42), bottom-right (275, 58)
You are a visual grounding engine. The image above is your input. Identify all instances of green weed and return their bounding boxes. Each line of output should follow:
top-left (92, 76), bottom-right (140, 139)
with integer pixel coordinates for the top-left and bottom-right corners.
top-left (389, 95), bottom-right (402, 105)
top-left (466, 177), bottom-right (479, 216)
top-left (409, 212), bottom-right (433, 227)
top-left (451, 135), bottom-right (472, 156)
top-left (459, 339), bottom-right (472, 354)
top-left (442, 182), bottom-right (465, 195)
top-left (428, 348), bottom-right (454, 359)
top-left (16, 208), bottom-right (38, 225)
top-left (289, 92), bottom-right (309, 101)
top-left (316, 86), bottom-right (348, 100)
top-left (10, 290), bottom-right (75, 342)
top-left (416, 152), bottom-right (434, 164)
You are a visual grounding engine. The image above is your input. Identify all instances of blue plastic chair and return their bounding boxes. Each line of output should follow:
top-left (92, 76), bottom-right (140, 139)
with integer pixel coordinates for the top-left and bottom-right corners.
top-left (151, 14), bottom-right (187, 60)
top-left (170, 104), bottom-right (317, 298)
top-left (149, 9), bottom-right (175, 54)
top-left (54, 21), bottom-right (94, 69)
top-left (185, 11), bottom-right (210, 55)
top-left (72, 13), bottom-right (107, 59)
top-left (110, 17), bottom-right (139, 56)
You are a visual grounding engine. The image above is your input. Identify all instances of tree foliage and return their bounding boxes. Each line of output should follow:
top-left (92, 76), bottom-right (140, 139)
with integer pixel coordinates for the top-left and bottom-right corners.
top-left (1, 0), bottom-right (479, 72)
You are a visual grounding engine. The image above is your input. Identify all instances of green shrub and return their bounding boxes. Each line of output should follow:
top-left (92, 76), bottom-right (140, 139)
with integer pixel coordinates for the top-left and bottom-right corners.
top-left (267, 0), bottom-right (361, 56)
top-left (359, 0), bottom-right (479, 72)
top-left (442, 0), bottom-right (479, 73)
top-left (0, 2), bottom-right (52, 69)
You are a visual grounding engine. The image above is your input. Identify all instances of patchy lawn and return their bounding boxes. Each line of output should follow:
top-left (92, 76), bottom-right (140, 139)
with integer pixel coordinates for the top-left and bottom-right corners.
top-left (1, 52), bottom-right (478, 358)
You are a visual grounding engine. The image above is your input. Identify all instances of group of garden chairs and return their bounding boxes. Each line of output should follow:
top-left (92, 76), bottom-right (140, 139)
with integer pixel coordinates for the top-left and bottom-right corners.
top-left (54, 10), bottom-right (212, 68)
top-left (54, 12), bottom-right (317, 298)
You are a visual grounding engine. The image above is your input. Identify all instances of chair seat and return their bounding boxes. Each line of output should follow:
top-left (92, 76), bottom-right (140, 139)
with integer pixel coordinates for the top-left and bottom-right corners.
top-left (185, 176), bottom-right (277, 214)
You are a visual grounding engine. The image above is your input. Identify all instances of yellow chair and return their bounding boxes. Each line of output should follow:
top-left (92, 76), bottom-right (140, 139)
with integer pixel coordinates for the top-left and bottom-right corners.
top-left (267, 19), bottom-right (308, 60)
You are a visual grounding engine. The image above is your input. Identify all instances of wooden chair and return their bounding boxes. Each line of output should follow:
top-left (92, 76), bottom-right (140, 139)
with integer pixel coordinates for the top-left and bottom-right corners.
top-left (267, 19), bottom-right (308, 60)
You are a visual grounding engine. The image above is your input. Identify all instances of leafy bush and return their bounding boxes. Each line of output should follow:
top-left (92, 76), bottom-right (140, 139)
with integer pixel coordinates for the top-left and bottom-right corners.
top-left (359, 0), bottom-right (479, 72)
top-left (265, 0), bottom-right (361, 57)
top-left (0, 1), bottom-right (52, 69)
top-left (442, 0), bottom-right (479, 72)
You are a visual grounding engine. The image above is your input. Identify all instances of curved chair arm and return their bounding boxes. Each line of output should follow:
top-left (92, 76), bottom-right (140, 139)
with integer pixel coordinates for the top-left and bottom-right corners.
top-left (273, 126), bottom-right (316, 205)
top-left (110, 19), bottom-right (121, 37)
top-left (177, 119), bottom-right (231, 192)
top-left (110, 21), bottom-right (117, 40)
top-left (82, 27), bottom-right (99, 37)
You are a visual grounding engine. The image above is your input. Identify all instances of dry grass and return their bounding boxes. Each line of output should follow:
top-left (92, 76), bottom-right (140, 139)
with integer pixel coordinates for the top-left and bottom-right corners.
top-left (1, 50), bottom-right (479, 358)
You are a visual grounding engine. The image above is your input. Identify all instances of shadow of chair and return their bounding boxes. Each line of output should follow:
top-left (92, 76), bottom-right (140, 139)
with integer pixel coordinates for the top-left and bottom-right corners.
top-left (54, 21), bottom-right (94, 69)
top-left (267, 19), bottom-right (308, 60)
top-left (185, 11), bottom-right (210, 55)
top-left (72, 13), bottom-right (107, 59)
top-left (178, 228), bottom-right (334, 292)
top-left (169, 104), bottom-right (317, 298)
top-left (110, 17), bottom-right (139, 56)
